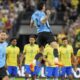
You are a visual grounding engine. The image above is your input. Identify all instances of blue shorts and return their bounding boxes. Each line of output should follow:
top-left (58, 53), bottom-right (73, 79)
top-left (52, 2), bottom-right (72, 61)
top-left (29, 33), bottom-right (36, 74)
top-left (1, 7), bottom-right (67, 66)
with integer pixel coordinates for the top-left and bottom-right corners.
top-left (25, 65), bottom-right (35, 75)
top-left (25, 65), bottom-right (42, 76)
top-left (45, 67), bottom-right (59, 77)
top-left (35, 66), bottom-right (42, 76)
top-left (7, 66), bottom-right (17, 76)
top-left (60, 66), bottom-right (72, 76)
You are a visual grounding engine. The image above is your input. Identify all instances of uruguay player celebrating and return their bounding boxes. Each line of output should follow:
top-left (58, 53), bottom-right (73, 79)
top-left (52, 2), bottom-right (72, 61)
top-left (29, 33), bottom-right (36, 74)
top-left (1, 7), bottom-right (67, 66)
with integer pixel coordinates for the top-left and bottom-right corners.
top-left (30, 2), bottom-right (59, 74)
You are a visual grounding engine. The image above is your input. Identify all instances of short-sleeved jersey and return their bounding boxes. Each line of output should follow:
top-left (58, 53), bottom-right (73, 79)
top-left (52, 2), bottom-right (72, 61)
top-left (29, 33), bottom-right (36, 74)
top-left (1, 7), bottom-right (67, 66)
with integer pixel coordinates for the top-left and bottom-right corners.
top-left (2, 41), bottom-right (8, 48)
top-left (23, 44), bottom-right (39, 65)
top-left (77, 49), bottom-right (80, 57)
top-left (59, 45), bottom-right (73, 66)
top-left (44, 44), bottom-right (59, 67)
top-left (31, 10), bottom-right (51, 33)
top-left (6, 45), bottom-right (20, 66)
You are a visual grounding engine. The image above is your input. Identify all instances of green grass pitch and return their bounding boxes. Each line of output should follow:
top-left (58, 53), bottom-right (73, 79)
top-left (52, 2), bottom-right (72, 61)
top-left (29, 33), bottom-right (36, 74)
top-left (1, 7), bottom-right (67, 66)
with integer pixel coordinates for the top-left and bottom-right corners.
top-left (12, 78), bottom-right (79, 80)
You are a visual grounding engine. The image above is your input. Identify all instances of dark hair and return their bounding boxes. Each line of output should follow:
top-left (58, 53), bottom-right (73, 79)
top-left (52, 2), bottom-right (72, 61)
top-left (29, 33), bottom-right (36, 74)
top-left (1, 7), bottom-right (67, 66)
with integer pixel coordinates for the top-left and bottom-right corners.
top-left (10, 38), bottom-right (17, 42)
top-left (37, 2), bottom-right (45, 10)
top-left (62, 37), bottom-right (68, 41)
top-left (29, 35), bottom-right (36, 39)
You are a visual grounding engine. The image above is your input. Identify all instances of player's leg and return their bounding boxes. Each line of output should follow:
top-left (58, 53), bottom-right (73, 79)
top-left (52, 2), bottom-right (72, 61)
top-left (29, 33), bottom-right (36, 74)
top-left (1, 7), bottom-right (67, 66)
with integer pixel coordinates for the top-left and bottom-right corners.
top-left (34, 65), bottom-right (42, 80)
top-left (13, 66), bottom-right (18, 76)
top-left (30, 66), bottom-right (36, 80)
top-left (53, 67), bottom-right (59, 80)
top-left (37, 32), bottom-right (48, 53)
top-left (60, 67), bottom-right (66, 80)
top-left (9, 66), bottom-right (18, 80)
top-left (25, 65), bottom-right (31, 80)
top-left (3, 76), bottom-right (9, 80)
top-left (7, 66), bottom-right (13, 76)
top-left (25, 65), bottom-right (36, 80)
top-left (66, 66), bottom-right (73, 80)
top-left (0, 67), bottom-right (9, 80)
top-left (45, 66), bottom-right (53, 80)
top-left (46, 32), bottom-right (59, 64)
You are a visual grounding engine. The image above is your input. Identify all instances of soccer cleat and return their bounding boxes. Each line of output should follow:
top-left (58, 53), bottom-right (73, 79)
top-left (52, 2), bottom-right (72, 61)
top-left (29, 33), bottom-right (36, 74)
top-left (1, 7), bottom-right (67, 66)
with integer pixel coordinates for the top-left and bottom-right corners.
top-left (30, 63), bottom-right (35, 72)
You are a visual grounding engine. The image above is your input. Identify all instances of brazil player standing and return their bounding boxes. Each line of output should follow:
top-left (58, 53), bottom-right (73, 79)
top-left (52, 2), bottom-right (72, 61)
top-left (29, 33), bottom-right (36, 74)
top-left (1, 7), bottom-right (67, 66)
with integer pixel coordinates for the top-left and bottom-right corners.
top-left (6, 38), bottom-right (20, 77)
top-left (0, 32), bottom-right (9, 80)
top-left (30, 2), bottom-right (59, 67)
top-left (22, 35), bottom-right (39, 80)
top-left (59, 37), bottom-right (75, 80)
top-left (44, 44), bottom-right (59, 80)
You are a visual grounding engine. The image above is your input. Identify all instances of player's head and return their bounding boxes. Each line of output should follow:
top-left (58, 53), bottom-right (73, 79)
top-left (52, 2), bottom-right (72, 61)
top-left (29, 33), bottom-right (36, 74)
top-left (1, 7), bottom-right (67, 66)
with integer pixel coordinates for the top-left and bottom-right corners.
top-left (0, 31), bottom-right (6, 42)
top-left (29, 35), bottom-right (36, 45)
top-left (0, 31), bottom-right (8, 41)
top-left (37, 2), bottom-right (46, 11)
top-left (10, 38), bottom-right (17, 46)
top-left (62, 37), bottom-right (68, 46)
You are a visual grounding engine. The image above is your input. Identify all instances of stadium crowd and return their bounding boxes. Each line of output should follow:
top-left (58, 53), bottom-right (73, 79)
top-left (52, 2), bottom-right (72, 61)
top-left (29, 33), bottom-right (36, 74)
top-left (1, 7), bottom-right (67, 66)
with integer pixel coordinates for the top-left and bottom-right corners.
top-left (0, 0), bottom-right (24, 37)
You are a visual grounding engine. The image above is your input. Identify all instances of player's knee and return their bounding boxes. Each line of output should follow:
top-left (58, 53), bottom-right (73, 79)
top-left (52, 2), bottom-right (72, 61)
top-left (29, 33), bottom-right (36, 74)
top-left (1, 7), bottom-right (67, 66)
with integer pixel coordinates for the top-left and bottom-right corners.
top-left (2, 76), bottom-right (9, 80)
top-left (25, 73), bottom-right (29, 78)
top-left (68, 75), bottom-right (73, 80)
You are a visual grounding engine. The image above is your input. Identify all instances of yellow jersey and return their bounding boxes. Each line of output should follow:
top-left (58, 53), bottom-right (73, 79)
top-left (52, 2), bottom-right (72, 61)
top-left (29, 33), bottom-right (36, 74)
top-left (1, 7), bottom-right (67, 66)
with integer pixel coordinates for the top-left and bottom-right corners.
top-left (6, 45), bottom-right (20, 66)
top-left (71, 0), bottom-right (78, 7)
top-left (59, 45), bottom-right (73, 66)
top-left (44, 44), bottom-right (59, 67)
top-left (23, 44), bottom-right (39, 65)
top-left (75, 28), bottom-right (80, 35)
top-left (77, 49), bottom-right (80, 57)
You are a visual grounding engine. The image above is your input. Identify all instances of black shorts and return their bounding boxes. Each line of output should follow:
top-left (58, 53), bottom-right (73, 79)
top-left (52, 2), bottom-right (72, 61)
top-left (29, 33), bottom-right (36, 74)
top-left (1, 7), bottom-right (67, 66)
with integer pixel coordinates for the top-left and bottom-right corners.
top-left (37, 32), bottom-right (55, 47)
top-left (0, 66), bottom-right (7, 79)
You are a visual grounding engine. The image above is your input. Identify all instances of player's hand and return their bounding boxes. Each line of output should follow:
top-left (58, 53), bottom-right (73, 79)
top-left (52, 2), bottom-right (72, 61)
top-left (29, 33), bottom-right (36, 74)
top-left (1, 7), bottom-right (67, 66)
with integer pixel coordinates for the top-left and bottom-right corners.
top-left (46, 10), bottom-right (51, 16)
top-left (48, 61), bottom-right (53, 66)
top-left (55, 62), bottom-right (64, 67)
top-left (18, 64), bottom-right (22, 71)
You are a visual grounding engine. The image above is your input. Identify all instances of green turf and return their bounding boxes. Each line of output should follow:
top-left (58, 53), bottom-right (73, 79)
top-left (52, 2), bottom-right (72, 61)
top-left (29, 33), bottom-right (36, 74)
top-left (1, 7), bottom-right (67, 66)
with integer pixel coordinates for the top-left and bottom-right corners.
top-left (13, 78), bottom-right (79, 80)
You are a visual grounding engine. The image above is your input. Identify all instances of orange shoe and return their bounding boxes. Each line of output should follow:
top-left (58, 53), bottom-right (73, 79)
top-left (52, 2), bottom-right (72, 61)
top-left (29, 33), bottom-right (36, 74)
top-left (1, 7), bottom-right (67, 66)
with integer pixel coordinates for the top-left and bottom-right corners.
top-left (30, 63), bottom-right (35, 72)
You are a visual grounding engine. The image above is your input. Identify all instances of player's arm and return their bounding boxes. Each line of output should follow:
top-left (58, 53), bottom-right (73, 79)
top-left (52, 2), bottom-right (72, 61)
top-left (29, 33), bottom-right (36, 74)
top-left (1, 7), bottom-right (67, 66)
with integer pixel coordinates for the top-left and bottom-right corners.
top-left (56, 47), bottom-right (64, 67)
top-left (18, 53), bottom-right (25, 67)
top-left (41, 10), bottom-right (51, 24)
top-left (76, 50), bottom-right (80, 65)
top-left (53, 42), bottom-right (59, 63)
top-left (30, 19), bottom-right (34, 28)
top-left (71, 50), bottom-right (78, 69)
top-left (5, 47), bottom-right (9, 69)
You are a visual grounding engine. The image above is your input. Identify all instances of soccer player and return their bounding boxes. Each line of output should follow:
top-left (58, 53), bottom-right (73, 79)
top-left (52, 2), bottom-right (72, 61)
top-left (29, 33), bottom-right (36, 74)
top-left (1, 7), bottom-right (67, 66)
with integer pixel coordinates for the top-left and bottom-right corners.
top-left (0, 31), bottom-right (8, 47)
top-left (44, 44), bottom-right (59, 80)
top-left (0, 32), bottom-right (9, 80)
top-left (6, 38), bottom-right (20, 77)
top-left (59, 37), bottom-right (75, 80)
top-left (30, 2), bottom-right (59, 64)
top-left (22, 35), bottom-right (39, 80)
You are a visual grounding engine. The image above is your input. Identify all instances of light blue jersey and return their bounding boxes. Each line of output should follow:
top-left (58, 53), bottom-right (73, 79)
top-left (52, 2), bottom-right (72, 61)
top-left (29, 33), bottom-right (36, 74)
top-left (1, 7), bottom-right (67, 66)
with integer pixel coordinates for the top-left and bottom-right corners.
top-left (31, 10), bottom-right (51, 33)
top-left (0, 42), bottom-right (6, 68)
top-left (2, 41), bottom-right (8, 48)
